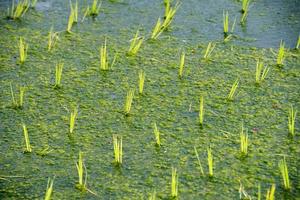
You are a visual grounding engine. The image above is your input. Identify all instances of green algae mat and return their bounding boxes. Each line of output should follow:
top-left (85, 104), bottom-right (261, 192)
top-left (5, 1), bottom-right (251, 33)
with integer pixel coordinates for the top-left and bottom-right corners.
top-left (0, 0), bottom-right (299, 199)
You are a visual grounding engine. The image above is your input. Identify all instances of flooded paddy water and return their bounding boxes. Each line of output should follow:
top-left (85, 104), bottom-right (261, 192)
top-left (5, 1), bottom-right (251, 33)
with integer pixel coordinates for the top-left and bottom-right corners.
top-left (0, 0), bottom-right (299, 199)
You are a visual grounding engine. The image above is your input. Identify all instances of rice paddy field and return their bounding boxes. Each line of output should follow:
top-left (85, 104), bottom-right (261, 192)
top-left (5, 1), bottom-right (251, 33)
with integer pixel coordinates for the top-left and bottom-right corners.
top-left (0, 0), bottom-right (300, 199)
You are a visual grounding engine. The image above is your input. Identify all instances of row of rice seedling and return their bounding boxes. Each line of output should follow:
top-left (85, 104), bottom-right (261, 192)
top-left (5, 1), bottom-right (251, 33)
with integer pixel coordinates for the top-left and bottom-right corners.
top-left (38, 142), bottom-right (292, 198)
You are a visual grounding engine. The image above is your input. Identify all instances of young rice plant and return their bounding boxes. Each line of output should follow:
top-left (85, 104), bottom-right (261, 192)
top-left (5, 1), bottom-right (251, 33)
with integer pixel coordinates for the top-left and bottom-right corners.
top-left (203, 42), bottom-right (216, 60)
top-left (199, 96), bottom-right (204, 127)
top-left (207, 146), bottom-right (213, 177)
top-left (127, 30), bottom-right (144, 56)
top-left (69, 106), bottom-right (78, 134)
top-left (278, 157), bottom-right (291, 190)
top-left (113, 135), bottom-right (123, 165)
top-left (44, 177), bottom-right (54, 200)
top-left (22, 123), bottom-right (32, 153)
top-left (276, 40), bottom-right (285, 66)
top-left (138, 70), bottom-right (145, 94)
top-left (171, 167), bottom-right (178, 198)
top-left (240, 124), bottom-right (248, 156)
top-left (153, 123), bottom-right (161, 146)
top-left (227, 78), bottom-right (239, 101)
top-left (100, 39), bottom-right (117, 71)
top-left (10, 83), bottom-right (25, 109)
top-left (75, 151), bottom-right (87, 191)
top-left (124, 89), bottom-right (134, 115)
top-left (48, 27), bottom-right (59, 51)
top-left (7, 0), bottom-right (30, 20)
top-left (178, 51), bottom-right (185, 78)
top-left (255, 60), bottom-right (270, 85)
top-left (288, 105), bottom-right (297, 136)
top-left (54, 62), bottom-right (63, 88)
top-left (194, 146), bottom-right (204, 176)
top-left (19, 37), bottom-right (28, 64)
top-left (266, 184), bottom-right (275, 200)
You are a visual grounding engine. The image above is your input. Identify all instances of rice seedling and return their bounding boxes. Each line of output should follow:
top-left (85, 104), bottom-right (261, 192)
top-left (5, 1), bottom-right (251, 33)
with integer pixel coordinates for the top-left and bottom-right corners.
top-left (90, 0), bottom-right (101, 16)
top-left (171, 167), bottom-right (178, 198)
top-left (203, 42), bottom-right (216, 60)
top-left (66, 5), bottom-right (76, 33)
top-left (199, 96), bottom-right (204, 127)
top-left (266, 184), bottom-right (275, 200)
top-left (227, 78), bottom-right (239, 101)
top-left (71, 1), bottom-right (78, 23)
top-left (82, 6), bottom-right (90, 22)
top-left (241, 0), bottom-right (250, 13)
top-left (150, 2), bottom-right (180, 39)
top-left (276, 40), bottom-right (285, 66)
top-left (240, 124), bottom-right (248, 156)
top-left (223, 11), bottom-right (236, 38)
top-left (138, 70), bottom-right (145, 94)
top-left (255, 60), bottom-right (270, 85)
top-left (163, 0), bottom-right (170, 19)
top-left (194, 146), bottom-right (204, 176)
top-left (149, 190), bottom-right (156, 200)
top-left (10, 83), bottom-right (17, 108)
top-left (162, 2), bottom-right (180, 30)
top-left (223, 11), bottom-right (229, 35)
top-left (151, 18), bottom-right (163, 39)
top-left (10, 83), bottom-right (25, 109)
top-left (47, 27), bottom-right (59, 51)
top-left (100, 39), bottom-right (108, 70)
top-left (178, 51), bottom-right (185, 78)
top-left (69, 106), bottom-right (78, 134)
top-left (240, 12), bottom-right (248, 25)
top-left (124, 89), bottom-right (134, 115)
top-left (22, 124), bottom-right (32, 153)
top-left (19, 37), bottom-right (28, 64)
top-left (239, 181), bottom-right (252, 200)
top-left (127, 30), bottom-right (144, 56)
top-left (113, 135), bottom-right (122, 165)
top-left (18, 86), bottom-right (25, 108)
top-left (81, 0), bottom-right (101, 20)
top-left (278, 156), bottom-right (291, 190)
top-left (31, 0), bottom-right (38, 8)
top-left (99, 39), bottom-right (117, 71)
top-left (258, 183), bottom-right (261, 200)
top-left (44, 177), bottom-right (54, 200)
top-left (288, 105), bottom-right (297, 136)
top-left (75, 152), bottom-right (97, 195)
top-left (296, 35), bottom-right (300, 49)
top-left (153, 123), bottom-right (161, 146)
top-left (75, 151), bottom-right (87, 191)
top-left (240, 0), bottom-right (250, 24)
top-left (207, 146), bottom-right (213, 177)
top-left (7, 0), bottom-right (30, 20)
top-left (54, 62), bottom-right (63, 88)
